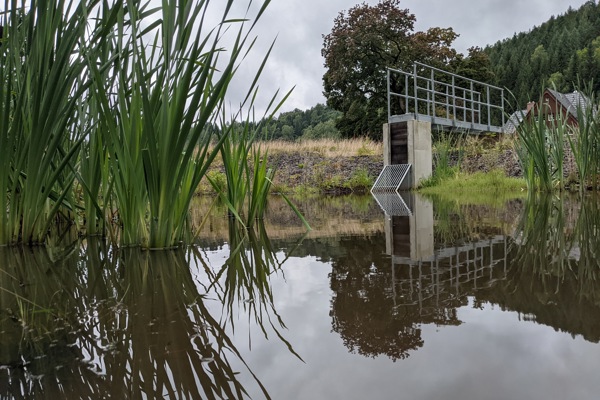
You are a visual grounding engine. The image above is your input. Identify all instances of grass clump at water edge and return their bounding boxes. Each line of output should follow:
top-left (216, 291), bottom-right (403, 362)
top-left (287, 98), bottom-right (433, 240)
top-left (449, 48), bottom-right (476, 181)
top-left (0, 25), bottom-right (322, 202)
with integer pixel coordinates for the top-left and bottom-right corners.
top-left (419, 169), bottom-right (527, 205)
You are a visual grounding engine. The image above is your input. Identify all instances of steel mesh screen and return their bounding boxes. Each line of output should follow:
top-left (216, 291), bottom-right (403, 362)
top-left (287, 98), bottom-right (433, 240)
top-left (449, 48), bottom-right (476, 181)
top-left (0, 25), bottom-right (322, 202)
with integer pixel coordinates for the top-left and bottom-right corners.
top-left (371, 164), bottom-right (412, 192)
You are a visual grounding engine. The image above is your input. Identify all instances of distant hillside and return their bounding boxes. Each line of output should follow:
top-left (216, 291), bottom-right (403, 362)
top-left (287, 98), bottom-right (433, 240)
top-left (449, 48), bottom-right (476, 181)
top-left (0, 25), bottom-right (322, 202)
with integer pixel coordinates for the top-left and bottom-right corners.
top-left (485, 0), bottom-right (600, 109)
top-left (258, 103), bottom-right (342, 141)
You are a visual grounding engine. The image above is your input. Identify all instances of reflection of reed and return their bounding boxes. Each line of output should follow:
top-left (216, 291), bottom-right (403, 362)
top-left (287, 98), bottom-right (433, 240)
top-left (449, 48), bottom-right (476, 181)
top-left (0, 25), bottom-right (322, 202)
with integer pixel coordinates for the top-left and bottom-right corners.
top-left (446, 194), bottom-right (600, 343)
top-left (502, 194), bottom-right (600, 337)
top-left (573, 197), bottom-right (600, 303)
top-left (109, 249), bottom-right (259, 399)
top-left (0, 242), bottom-right (109, 399)
top-left (510, 194), bottom-right (578, 294)
top-left (512, 194), bottom-right (574, 285)
top-left (0, 239), bottom-right (274, 399)
top-left (205, 219), bottom-right (303, 361)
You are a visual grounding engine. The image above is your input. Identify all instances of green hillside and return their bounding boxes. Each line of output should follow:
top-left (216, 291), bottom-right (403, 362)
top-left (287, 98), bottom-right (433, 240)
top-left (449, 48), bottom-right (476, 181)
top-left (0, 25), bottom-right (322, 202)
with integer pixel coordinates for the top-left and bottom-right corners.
top-left (485, 0), bottom-right (600, 109)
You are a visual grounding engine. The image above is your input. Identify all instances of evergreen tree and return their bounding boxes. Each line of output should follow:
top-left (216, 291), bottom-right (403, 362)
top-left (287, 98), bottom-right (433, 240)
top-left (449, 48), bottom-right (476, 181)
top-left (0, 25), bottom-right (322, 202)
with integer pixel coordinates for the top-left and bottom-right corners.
top-left (485, 1), bottom-right (600, 107)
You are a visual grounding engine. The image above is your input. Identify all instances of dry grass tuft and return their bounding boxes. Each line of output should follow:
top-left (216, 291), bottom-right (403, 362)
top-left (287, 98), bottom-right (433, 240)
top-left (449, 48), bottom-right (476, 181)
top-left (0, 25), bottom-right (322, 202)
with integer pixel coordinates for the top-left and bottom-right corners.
top-left (257, 138), bottom-right (382, 158)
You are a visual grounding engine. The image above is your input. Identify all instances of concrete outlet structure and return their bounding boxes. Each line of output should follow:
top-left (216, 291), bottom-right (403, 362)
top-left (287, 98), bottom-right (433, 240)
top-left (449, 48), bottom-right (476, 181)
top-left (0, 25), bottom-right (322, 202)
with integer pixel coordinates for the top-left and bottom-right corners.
top-left (382, 119), bottom-right (432, 189)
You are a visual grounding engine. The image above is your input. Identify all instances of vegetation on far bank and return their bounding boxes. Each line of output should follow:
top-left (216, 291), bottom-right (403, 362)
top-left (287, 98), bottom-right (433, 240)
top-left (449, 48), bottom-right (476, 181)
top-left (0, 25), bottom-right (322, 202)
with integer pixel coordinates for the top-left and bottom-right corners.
top-left (197, 139), bottom-right (383, 196)
top-left (419, 169), bottom-right (527, 205)
top-left (417, 131), bottom-right (526, 197)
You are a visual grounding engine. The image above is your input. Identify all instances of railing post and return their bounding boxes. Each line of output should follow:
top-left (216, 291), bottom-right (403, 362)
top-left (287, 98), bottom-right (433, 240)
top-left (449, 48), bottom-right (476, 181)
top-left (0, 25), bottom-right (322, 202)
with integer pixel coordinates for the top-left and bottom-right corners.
top-left (387, 69), bottom-right (391, 121)
top-left (405, 74), bottom-right (409, 114)
top-left (431, 68), bottom-right (436, 118)
top-left (470, 81), bottom-right (474, 123)
top-left (477, 93), bottom-right (481, 124)
top-left (463, 88), bottom-right (466, 122)
top-left (501, 89), bottom-right (505, 132)
top-left (427, 80), bottom-right (431, 116)
top-left (452, 75), bottom-right (456, 122)
top-left (487, 86), bottom-right (491, 130)
top-left (446, 85), bottom-right (449, 119)
top-left (413, 63), bottom-right (418, 115)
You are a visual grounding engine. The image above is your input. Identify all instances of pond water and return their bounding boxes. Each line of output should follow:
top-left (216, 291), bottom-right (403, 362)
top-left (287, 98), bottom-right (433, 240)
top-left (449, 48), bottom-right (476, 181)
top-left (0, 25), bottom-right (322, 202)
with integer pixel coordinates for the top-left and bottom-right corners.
top-left (2, 193), bottom-right (600, 399)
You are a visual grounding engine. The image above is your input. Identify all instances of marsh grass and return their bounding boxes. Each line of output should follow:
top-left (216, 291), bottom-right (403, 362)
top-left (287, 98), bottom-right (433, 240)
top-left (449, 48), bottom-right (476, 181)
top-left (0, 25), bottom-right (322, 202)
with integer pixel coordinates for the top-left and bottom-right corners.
top-left (568, 89), bottom-right (600, 192)
top-left (88, 1), bottom-right (281, 248)
top-left (212, 111), bottom-right (310, 229)
top-left (419, 131), bottom-right (464, 188)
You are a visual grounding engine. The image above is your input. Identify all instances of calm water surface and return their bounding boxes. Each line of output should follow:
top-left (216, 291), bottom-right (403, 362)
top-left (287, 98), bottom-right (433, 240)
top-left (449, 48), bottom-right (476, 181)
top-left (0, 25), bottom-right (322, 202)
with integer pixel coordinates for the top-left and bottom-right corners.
top-left (2, 194), bottom-right (600, 399)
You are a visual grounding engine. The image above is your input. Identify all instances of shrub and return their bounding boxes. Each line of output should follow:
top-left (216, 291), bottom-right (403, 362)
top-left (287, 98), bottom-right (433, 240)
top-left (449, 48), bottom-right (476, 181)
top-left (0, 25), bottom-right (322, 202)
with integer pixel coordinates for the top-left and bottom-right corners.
top-left (345, 168), bottom-right (374, 193)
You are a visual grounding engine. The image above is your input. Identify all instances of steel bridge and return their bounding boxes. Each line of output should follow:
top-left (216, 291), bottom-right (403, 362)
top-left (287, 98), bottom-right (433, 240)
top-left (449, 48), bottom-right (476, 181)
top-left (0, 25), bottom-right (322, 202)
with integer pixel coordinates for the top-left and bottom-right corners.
top-left (387, 62), bottom-right (506, 134)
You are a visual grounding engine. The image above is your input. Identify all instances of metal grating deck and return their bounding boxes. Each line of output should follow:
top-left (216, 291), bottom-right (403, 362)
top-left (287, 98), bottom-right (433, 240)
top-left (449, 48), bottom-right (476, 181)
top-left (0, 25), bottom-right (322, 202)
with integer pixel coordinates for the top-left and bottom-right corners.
top-left (371, 164), bottom-right (412, 192)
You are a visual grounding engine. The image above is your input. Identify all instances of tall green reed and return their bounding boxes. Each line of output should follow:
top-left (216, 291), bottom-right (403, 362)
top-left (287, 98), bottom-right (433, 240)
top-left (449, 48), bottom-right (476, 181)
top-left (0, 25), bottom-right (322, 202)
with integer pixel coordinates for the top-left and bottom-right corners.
top-left (419, 130), bottom-right (463, 188)
top-left (212, 116), bottom-right (277, 227)
top-left (515, 104), bottom-right (551, 191)
top-left (515, 99), bottom-right (568, 191)
top-left (89, 0), bottom-right (283, 248)
top-left (0, 1), bottom-right (109, 244)
top-left (212, 107), bottom-right (310, 229)
top-left (515, 85), bottom-right (600, 192)
top-left (2, 0), bottom-right (306, 247)
top-left (567, 89), bottom-right (599, 192)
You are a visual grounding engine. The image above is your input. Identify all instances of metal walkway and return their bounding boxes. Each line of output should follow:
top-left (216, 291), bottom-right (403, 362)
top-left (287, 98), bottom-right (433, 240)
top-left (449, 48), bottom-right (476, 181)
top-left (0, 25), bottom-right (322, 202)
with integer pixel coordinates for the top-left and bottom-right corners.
top-left (387, 62), bottom-right (505, 133)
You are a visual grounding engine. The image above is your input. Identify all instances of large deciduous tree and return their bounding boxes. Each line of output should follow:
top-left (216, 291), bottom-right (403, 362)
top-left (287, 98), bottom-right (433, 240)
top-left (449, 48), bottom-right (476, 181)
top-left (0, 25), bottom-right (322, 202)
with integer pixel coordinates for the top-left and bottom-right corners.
top-left (322, 0), bottom-right (459, 139)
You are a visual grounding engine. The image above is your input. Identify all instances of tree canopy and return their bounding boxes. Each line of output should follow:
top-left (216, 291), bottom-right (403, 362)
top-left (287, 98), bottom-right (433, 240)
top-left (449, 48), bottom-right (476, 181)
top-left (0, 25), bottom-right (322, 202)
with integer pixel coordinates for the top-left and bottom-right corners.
top-left (257, 103), bottom-right (342, 141)
top-left (485, 0), bottom-right (600, 108)
top-left (322, 0), bottom-right (492, 139)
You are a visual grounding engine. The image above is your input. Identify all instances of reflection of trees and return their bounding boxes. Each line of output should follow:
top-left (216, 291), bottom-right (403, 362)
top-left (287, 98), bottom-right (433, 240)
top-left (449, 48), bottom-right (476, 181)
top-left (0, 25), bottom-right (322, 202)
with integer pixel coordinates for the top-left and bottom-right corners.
top-left (328, 234), bottom-right (426, 361)
top-left (328, 224), bottom-right (514, 361)
top-left (0, 220), bottom-right (295, 399)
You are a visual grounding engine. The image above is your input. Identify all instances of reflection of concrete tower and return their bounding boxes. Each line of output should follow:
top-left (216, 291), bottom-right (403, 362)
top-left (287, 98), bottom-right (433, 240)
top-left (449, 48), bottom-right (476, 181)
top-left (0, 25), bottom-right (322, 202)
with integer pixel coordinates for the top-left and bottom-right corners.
top-left (377, 192), bottom-right (434, 261)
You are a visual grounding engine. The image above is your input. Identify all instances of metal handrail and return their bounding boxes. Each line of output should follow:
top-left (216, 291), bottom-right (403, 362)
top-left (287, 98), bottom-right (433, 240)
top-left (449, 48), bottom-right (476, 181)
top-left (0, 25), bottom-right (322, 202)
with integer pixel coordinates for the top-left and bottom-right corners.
top-left (413, 61), bottom-right (504, 91)
top-left (387, 62), bottom-right (506, 133)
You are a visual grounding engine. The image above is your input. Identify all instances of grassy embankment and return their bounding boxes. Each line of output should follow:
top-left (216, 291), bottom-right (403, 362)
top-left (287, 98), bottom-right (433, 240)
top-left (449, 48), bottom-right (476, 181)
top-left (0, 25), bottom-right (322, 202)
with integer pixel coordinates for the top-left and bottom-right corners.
top-left (418, 134), bottom-right (528, 205)
top-left (197, 138), bottom-right (383, 195)
top-left (196, 135), bottom-right (529, 200)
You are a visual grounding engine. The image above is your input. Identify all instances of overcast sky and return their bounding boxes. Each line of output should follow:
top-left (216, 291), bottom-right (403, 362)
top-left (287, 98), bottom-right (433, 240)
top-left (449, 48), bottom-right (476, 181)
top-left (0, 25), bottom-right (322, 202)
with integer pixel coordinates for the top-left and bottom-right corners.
top-left (219, 0), bottom-right (592, 116)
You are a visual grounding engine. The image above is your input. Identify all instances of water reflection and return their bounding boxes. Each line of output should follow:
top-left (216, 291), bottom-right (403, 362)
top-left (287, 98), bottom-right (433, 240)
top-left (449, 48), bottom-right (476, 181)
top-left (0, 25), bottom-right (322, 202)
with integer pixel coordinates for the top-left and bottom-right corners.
top-left (0, 219), bottom-right (294, 399)
top-left (330, 193), bottom-right (515, 360)
top-left (201, 219), bottom-right (302, 361)
top-left (498, 194), bottom-right (600, 342)
top-left (6, 194), bottom-right (600, 398)
top-left (330, 192), bottom-right (600, 362)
